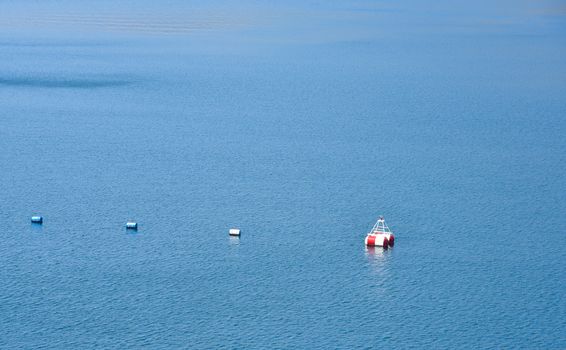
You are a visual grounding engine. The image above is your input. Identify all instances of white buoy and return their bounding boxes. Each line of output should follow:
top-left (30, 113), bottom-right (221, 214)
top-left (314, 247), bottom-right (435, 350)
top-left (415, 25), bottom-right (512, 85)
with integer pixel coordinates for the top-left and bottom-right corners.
top-left (126, 221), bottom-right (138, 230)
top-left (31, 216), bottom-right (43, 224)
top-left (229, 228), bottom-right (241, 236)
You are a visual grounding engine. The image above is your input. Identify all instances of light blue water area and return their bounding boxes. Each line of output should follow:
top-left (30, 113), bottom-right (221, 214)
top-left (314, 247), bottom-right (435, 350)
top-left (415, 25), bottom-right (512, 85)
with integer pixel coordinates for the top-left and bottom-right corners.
top-left (1, 1), bottom-right (565, 348)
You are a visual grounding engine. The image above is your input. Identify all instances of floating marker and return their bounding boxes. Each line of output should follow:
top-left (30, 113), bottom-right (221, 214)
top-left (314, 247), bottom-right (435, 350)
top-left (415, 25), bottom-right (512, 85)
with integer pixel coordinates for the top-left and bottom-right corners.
top-left (126, 221), bottom-right (138, 230)
top-left (31, 216), bottom-right (43, 224)
top-left (364, 216), bottom-right (395, 248)
top-left (229, 228), bottom-right (241, 236)
top-left (365, 234), bottom-right (389, 248)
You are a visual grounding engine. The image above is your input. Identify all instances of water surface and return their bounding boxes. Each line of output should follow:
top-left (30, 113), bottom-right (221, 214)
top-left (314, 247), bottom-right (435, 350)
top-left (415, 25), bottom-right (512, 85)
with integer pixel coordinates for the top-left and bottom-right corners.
top-left (0, 1), bottom-right (565, 348)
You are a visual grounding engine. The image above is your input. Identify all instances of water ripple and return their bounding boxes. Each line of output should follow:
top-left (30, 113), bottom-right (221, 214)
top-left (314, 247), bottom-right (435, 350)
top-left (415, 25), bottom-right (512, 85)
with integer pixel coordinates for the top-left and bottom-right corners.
top-left (0, 76), bottom-right (133, 89)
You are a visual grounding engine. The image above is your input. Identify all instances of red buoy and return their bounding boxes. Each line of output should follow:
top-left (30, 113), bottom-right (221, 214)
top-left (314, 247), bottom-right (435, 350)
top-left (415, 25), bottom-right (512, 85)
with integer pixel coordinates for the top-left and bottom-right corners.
top-left (382, 237), bottom-right (389, 249)
top-left (364, 216), bottom-right (395, 248)
top-left (366, 235), bottom-right (376, 246)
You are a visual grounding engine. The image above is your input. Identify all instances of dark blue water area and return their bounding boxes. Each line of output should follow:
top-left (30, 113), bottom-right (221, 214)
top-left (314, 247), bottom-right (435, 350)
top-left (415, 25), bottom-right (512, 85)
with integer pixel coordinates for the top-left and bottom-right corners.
top-left (1, 1), bottom-right (566, 348)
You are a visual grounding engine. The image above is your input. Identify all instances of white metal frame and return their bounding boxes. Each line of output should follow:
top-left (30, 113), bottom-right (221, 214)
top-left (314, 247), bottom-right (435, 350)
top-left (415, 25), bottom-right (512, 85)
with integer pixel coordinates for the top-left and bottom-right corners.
top-left (368, 216), bottom-right (392, 235)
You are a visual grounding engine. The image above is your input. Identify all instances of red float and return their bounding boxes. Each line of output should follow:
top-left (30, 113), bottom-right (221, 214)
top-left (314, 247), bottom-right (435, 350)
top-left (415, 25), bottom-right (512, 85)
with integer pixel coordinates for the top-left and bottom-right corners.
top-left (365, 216), bottom-right (395, 248)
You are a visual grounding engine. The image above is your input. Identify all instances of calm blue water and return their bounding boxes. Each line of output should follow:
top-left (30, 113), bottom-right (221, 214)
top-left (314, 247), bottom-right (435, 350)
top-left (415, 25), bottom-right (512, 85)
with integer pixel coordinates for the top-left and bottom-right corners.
top-left (1, 1), bottom-right (565, 348)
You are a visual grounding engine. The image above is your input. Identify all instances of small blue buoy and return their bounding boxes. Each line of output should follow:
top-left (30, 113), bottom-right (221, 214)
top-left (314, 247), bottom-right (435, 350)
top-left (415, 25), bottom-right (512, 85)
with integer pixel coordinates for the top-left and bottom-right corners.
top-left (31, 216), bottom-right (43, 224)
top-left (126, 221), bottom-right (138, 230)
